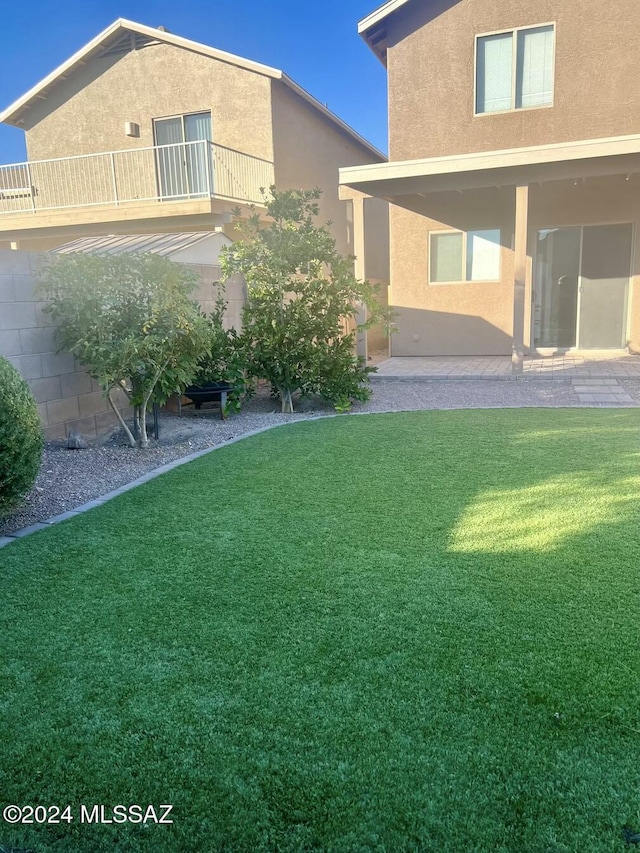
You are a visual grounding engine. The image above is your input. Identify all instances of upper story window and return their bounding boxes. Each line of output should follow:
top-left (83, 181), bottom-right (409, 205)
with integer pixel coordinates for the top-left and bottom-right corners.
top-left (475, 24), bottom-right (555, 115)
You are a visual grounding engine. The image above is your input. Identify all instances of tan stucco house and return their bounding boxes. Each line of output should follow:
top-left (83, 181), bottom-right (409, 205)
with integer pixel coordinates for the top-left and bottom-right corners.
top-left (0, 17), bottom-right (388, 284)
top-left (340, 0), bottom-right (640, 365)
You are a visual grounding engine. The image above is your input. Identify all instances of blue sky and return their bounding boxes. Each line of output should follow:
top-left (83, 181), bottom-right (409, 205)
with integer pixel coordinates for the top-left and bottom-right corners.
top-left (0, 0), bottom-right (388, 164)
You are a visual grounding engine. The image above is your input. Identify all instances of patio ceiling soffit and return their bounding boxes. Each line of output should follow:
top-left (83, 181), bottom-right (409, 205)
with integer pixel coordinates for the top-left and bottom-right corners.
top-left (339, 134), bottom-right (640, 199)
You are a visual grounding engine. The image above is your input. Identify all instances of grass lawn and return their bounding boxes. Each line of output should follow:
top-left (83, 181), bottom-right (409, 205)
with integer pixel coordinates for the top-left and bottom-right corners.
top-left (1, 409), bottom-right (640, 852)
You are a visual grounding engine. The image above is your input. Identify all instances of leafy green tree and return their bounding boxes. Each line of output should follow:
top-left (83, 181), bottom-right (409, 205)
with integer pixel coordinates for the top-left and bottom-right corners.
top-left (39, 253), bottom-right (210, 448)
top-left (221, 187), bottom-right (392, 412)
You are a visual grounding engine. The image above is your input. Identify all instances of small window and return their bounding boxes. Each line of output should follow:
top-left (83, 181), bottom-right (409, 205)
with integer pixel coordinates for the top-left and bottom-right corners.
top-left (476, 24), bottom-right (554, 114)
top-left (429, 229), bottom-right (501, 284)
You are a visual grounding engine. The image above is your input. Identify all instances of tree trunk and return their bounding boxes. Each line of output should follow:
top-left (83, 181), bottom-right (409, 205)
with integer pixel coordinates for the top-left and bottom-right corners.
top-left (107, 387), bottom-right (137, 448)
top-left (280, 387), bottom-right (294, 413)
top-left (138, 360), bottom-right (169, 449)
top-left (133, 405), bottom-right (142, 446)
top-left (139, 405), bottom-right (148, 449)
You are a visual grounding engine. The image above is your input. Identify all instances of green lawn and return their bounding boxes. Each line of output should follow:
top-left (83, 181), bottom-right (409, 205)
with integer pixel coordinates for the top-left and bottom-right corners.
top-left (1, 409), bottom-right (640, 853)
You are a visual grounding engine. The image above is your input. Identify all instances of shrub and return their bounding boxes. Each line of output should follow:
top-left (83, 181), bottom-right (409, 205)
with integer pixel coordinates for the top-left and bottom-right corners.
top-left (221, 187), bottom-right (393, 412)
top-left (39, 253), bottom-right (211, 448)
top-left (0, 357), bottom-right (43, 515)
top-left (192, 297), bottom-right (253, 412)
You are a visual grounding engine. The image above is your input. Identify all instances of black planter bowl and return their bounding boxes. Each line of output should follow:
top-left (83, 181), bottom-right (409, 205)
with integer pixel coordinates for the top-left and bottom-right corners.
top-left (182, 381), bottom-right (233, 418)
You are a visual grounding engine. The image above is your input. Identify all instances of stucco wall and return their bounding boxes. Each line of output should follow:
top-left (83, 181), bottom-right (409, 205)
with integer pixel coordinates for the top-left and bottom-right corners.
top-left (270, 79), bottom-right (389, 268)
top-left (23, 42), bottom-right (274, 164)
top-left (390, 199), bottom-right (516, 356)
top-left (386, 0), bottom-right (640, 160)
top-left (364, 197), bottom-right (391, 284)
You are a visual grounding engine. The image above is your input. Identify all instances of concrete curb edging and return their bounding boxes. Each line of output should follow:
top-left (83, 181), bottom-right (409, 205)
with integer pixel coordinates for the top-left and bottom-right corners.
top-left (2, 397), bottom-right (639, 549)
top-left (0, 418), bottom-right (335, 549)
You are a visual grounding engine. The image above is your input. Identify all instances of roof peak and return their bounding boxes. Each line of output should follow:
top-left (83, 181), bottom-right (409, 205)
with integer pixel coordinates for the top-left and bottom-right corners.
top-left (0, 18), bottom-right (385, 161)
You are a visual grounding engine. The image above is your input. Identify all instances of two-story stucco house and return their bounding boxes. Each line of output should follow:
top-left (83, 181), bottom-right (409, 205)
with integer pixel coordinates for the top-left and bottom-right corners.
top-left (0, 18), bottom-right (390, 442)
top-left (0, 17), bottom-right (388, 290)
top-left (340, 0), bottom-right (640, 366)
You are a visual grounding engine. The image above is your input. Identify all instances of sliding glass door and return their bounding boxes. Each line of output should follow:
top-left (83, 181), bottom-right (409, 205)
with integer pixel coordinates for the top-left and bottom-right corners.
top-left (154, 112), bottom-right (212, 199)
top-left (534, 227), bottom-right (581, 348)
top-left (578, 224), bottom-right (632, 349)
top-left (534, 223), bottom-right (632, 350)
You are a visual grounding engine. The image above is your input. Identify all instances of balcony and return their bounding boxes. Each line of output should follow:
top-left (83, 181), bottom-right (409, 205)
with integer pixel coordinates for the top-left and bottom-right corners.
top-left (0, 141), bottom-right (275, 241)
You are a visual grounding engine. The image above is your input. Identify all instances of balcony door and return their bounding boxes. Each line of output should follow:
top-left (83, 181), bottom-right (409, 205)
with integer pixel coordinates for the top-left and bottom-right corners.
top-left (534, 224), bottom-right (632, 350)
top-left (154, 112), bottom-right (212, 199)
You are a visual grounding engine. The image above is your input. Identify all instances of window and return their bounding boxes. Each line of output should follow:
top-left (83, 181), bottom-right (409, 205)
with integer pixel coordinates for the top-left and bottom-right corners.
top-left (429, 229), bottom-right (501, 284)
top-left (153, 112), bottom-right (213, 198)
top-left (476, 24), bottom-right (554, 114)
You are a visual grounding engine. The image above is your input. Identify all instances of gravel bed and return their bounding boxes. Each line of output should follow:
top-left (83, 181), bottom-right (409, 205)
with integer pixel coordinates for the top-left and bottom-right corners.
top-left (618, 379), bottom-right (640, 404)
top-left (1, 378), bottom-right (635, 537)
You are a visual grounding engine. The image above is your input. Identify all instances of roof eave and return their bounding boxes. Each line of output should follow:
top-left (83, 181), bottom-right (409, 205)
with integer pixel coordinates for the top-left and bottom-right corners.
top-left (339, 133), bottom-right (640, 196)
top-left (0, 18), bottom-right (125, 126)
top-left (0, 18), bottom-right (283, 127)
top-left (357, 0), bottom-right (413, 64)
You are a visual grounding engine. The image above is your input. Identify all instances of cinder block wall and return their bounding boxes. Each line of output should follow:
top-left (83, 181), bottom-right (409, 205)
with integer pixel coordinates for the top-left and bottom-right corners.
top-left (0, 251), bottom-right (247, 441)
top-left (0, 250), bottom-right (130, 441)
top-left (185, 265), bottom-right (247, 331)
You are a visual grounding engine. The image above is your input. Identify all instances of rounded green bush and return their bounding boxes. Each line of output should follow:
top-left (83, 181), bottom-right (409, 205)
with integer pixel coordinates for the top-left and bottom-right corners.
top-left (0, 356), bottom-right (43, 515)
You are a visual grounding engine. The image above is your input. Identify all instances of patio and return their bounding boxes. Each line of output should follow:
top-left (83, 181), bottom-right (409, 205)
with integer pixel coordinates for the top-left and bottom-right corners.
top-left (372, 351), bottom-right (640, 380)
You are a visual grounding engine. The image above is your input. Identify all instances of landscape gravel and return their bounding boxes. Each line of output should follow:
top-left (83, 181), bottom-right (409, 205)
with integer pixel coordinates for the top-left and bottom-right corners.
top-left (1, 378), bottom-right (635, 538)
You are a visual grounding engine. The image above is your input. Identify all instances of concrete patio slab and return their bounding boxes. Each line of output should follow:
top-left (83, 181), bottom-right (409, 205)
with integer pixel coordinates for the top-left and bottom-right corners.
top-left (373, 352), bottom-right (640, 381)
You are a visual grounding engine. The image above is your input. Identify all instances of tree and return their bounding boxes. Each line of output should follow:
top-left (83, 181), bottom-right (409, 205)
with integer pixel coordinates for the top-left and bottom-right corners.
top-left (39, 253), bottom-right (211, 448)
top-left (221, 187), bottom-right (392, 413)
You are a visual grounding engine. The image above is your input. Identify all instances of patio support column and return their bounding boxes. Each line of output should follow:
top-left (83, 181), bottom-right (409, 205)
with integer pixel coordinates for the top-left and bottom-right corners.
top-left (352, 195), bottom-right (368, 361)
top-left (512, 184), bottom-right (529, 376)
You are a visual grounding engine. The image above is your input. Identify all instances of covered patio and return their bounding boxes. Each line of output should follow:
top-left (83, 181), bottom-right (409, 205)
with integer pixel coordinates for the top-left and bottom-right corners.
top-left (341, 134), bottom-right (640, 370)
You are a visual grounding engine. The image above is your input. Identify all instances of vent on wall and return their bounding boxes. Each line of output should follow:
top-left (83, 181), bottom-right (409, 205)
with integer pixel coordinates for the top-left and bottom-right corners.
top-left (99, 32), bottom-right (160, 58)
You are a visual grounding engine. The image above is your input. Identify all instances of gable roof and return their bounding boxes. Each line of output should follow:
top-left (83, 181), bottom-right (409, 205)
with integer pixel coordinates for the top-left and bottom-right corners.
top-left (0, 18), bottom-right (385, 161)
top-left (358, 0), bottom-right (413, 65)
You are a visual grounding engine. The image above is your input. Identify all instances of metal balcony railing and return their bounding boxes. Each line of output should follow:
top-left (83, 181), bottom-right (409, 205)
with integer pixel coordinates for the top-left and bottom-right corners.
top-left (0, 141), bottom-right (274, 215)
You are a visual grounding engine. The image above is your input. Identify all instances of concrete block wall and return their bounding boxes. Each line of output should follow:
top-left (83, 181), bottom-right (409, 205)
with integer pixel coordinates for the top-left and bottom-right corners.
top-left (0, 251), bottom-right (247, 442)
top-left (186, 264), bottom-right (247, 330)
top-left (0, 249), bottom-right (130, 441)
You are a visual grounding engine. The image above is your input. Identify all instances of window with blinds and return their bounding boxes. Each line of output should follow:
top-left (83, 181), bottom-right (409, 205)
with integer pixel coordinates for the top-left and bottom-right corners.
top-left (429, 229), bottom-right (501, 284)
top-left (476, 24), bottom-right (555, 114)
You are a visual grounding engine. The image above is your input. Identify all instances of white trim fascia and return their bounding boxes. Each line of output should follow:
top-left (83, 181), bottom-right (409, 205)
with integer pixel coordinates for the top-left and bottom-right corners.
top-left (0, 18), bottom-right (386, 162)
top-left (358, 0), bottom-right (412, 35)
top-left (0, 19), bottom-right (281, 125)
top-left (340, 133), bottom-right (640, 186)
